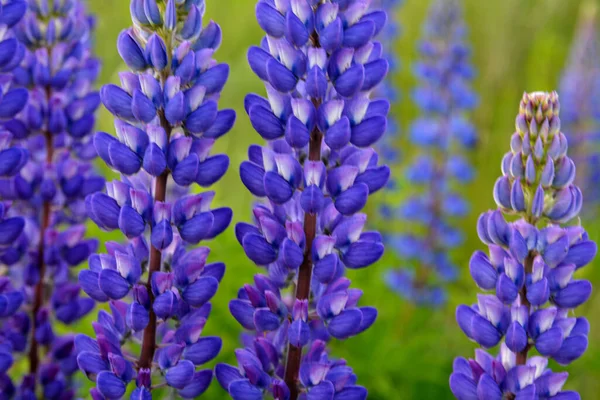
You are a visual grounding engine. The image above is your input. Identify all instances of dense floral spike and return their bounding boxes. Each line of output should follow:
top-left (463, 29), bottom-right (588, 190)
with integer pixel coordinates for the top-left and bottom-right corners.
top-left (450, 92), bottom-right (596, 400)
top-left (217, 1), bottom-right (390, 399)
top-left (78, 1), bottom-right (234, 398)
top-left (384, 0), bottom-right (477, 306)
top-left (559, 5), bottom-right (600, 216)
top-left (0, 0), bottom-right (103, 397)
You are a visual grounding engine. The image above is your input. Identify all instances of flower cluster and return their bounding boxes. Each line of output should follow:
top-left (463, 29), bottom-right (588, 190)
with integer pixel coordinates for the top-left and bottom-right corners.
top-left (0, 0), bottom-right (103, 398)
top-left (216, 1), bottom-right (390, 399)
top-left (78, 1), bottom-right (234, 398)
top-left (450, 92), bottom-right (596, 399)
top-left (559, 7), bottom-right (600, 216)
top-left (384, 0), bottom-right (477, 306)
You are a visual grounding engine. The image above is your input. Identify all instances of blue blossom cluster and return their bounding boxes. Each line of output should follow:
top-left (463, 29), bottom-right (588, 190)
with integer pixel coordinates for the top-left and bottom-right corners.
top-left (0, 0), bottom-right (103, 398)
top-left (559, 9), bottom-right (600, 216)
top-left (78, 1), bottom-right (234, 398)
top-left (384, 0), bottom-right (477, 306)
top-left (450, 92), bottom-right (596, 399)
top-left (216, 1), bottom-right (390, 399)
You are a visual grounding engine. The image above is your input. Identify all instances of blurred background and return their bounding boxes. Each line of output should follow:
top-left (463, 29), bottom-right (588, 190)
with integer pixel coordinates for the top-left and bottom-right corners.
top-left (81, 0), bottom-right (600, 398)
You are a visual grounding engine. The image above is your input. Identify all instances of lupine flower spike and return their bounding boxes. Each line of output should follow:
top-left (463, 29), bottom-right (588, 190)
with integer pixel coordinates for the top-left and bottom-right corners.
top-left (450, 92), bottom-right (596, 399)
top-left (78, 1), bottom-right (234, 398)
top-left (216, 1), bottom-right (390, 399)
top-left (385, 0), bottom-right (477, 306)
top-left (560, 4), bottom-right (600, 217)
top-left (0, 1), bottom-right (102, 397)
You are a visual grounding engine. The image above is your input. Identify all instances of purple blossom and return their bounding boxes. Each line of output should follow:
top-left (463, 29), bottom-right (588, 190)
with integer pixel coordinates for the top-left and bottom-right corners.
top-left (217, 1), bottom-right (389, 399)
top-left (0, 0), bottom-right (101, 397)
top-left (451, 92), bottom-right (596, 400)
top-left (559, 8), bottom-right (600, 216)
top-left (78, 0), bottom-right (234, 398)
top-left (385, 0), bottom-right (477, 306)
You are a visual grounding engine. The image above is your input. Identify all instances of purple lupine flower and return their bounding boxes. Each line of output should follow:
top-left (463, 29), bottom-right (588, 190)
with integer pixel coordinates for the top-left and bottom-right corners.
top-left (78, 1), bottom-right (234, 398)
top-left (216, 1), bottom-right (389, 399)
top-left (559, 6), bottom-right (600, 216)
top-left (384, 0), bottom-right (477, 306)
top-left (0, 0), bottom-right (102, 397)
top-left (450, 92), bottom-right (596, 399)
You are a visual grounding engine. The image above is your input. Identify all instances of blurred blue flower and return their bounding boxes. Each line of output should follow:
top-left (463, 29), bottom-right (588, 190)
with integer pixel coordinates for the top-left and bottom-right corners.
top-left (560, 8), bottom-right (600, 216)
top-left (385, 0), bottom-right (478, 306)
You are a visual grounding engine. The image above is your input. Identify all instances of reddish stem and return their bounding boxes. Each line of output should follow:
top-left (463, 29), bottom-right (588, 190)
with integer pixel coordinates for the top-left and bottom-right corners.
top-left (28, 111), bottom-right (54, 377)
top-left (516, 252), bottom-right (534, 365)
top-left (138, 112), bottom-right (171, 371)
top-left (283, 125), bottom-right (322, 399)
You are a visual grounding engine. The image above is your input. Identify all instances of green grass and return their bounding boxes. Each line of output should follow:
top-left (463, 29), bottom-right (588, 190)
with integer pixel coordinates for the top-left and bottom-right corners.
top-left (77, 0), bottom-right (600, 398)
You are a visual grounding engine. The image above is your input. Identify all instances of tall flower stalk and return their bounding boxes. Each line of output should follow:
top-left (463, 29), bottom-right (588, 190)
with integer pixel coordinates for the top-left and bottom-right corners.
top-left (77, 0), bottom-right (234, 398)
top-left (216, 1), bottom-right (390, 399)
top-left (385, 0), bottom-right (477, 306)
top-left (559, 4), bottom-right (600, 216)
top-left (450, 92), bottom-right (596, 399)
top-left (0, 0), bottom-right (103, 397)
